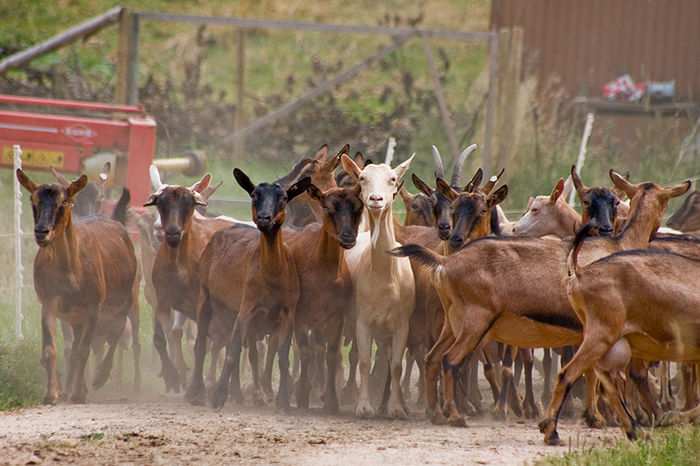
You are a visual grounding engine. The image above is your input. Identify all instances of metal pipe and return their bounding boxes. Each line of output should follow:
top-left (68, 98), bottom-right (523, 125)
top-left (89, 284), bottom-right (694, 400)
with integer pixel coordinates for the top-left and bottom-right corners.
top-left (0, 7), bottom-right (123, 74)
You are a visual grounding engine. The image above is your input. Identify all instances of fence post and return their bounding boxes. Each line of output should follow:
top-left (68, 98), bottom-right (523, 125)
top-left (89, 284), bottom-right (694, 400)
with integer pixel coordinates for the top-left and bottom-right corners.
top-left (233, 30), bottom-right (246, 159)
top-left (13, 145), bottom-right (24, 342)
top-left (115, 7), bottom-right (132, 105)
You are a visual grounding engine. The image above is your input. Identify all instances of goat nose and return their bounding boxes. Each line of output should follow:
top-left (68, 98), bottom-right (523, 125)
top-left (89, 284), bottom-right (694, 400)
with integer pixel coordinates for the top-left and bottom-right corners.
top-left (599, 225), bottom-right (614, 236)
top-left (257, 212), bottom-right (272, 222)
top-left (35, 225), bottom-right (49, 235)
top-left (369, 194), bottom-right (383, 202)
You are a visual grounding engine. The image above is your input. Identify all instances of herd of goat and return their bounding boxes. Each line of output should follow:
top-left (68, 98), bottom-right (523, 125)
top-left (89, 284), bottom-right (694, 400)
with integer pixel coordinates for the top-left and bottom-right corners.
top-left (14, 142), bottom-right (700, 445)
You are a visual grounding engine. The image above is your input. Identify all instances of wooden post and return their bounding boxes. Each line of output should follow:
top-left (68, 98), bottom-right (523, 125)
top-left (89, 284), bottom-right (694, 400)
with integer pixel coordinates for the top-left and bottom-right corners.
top-left (127, 12), bottom-right (140, 106)
top-left (233, 30), bottom-right (246, 159)
top-left (115, 7), bottom-right (131, 105)
top-left (483, 30), bottom-right (499, 177)
top-left (494, 27), bottom-right (523, 173)
top-left (421, 33), bottom-right (459, 161)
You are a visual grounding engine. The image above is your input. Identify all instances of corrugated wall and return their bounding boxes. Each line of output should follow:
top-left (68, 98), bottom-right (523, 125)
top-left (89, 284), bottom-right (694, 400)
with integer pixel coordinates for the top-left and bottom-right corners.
top-left (491, 0), bottom-right (700, 100)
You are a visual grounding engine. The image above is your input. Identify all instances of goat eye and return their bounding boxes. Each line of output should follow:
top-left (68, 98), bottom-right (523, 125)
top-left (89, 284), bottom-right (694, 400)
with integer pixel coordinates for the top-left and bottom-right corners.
top-left (531, 208), bottom-right (538, 214)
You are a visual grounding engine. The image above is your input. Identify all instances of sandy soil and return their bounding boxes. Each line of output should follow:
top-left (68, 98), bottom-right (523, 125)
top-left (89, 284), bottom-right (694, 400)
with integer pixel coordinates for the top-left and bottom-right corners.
top-left (0, 392), bottom-right (622, 465)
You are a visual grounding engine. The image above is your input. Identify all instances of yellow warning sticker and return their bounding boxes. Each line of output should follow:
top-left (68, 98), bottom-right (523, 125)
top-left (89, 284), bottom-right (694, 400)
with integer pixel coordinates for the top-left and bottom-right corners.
top-left (2, 147), bottom-right (64, 168)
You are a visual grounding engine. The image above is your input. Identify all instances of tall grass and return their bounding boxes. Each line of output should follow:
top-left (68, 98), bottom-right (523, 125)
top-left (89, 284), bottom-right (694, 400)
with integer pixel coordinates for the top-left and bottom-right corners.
top-left (539, 425), bottom-right (700, 466)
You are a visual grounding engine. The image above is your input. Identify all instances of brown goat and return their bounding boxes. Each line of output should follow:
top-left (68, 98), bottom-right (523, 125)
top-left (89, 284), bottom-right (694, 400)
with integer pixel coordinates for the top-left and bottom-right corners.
top-left (199, 170), bottom-right (311, 410)
top-left (286, 184), bottom-right (364, 412)
top-left (145, 173), bottom-right (233, 392)
top-left (391, 171), bottom-right (689, 432)
top-left (17, 169), bottom-right (138, 404)
top-left (551, 237), bottom-right (700, 441)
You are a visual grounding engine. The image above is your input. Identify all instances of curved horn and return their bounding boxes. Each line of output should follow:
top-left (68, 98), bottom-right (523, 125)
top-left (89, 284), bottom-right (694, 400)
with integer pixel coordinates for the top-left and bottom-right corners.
top-left (431, 145), bottom-right (445, 180)
top-left (450, 143), bottom-right (477, 187)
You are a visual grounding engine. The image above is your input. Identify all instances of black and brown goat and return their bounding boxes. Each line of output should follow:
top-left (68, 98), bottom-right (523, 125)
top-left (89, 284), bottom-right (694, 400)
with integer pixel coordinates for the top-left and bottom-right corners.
top-left (17, 169), bottom-right (138, 404)
top-left (195, 170), bottom-right (310, 410)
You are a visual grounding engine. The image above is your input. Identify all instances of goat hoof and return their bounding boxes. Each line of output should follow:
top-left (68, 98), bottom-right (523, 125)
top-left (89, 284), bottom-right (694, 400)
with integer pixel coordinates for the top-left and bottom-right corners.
top-left (524, 404), bottom-right (540, 419)
top-left (430, 410), bottom-right (448, 426)
top-left (388, 406), bottom-right (408, 420)
top-left (210, 387), bottom-right (228, 410)
top-left (92, 368), bottom-right (110, 391)
top-left (355, 404), bottom-right (374, 419)
top-left (448, 415), bottom-right (467, 427)
top-left (582, 409), bottom-right (606, 428)
top-left (492, 408), bottom-right (507, 421)
top-left (42, 393), bottom-right (59, 405)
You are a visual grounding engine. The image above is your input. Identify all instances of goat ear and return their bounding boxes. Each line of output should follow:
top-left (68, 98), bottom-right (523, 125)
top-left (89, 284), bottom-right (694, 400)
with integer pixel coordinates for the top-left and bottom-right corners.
top-left (96, 162), bottom-right (111, 187)
top-left (327, 144), bottom-right (350, 173)
top-left (464, 168), bottom-right (483, 193)
top-left (150, 164), bottom-right (164, 190)
top-left (572, 165), bottom-right (587, 197)
top-left (398, 185), bottom-right (413, 204)
top-left (233, 168), bottom-right (256, 195)
top-left (314, 144), bottom-right (330, 162)
top-left (50, 166), bottom-right (71, 186)
top-left (393, 153), bottom-right (415, 182)
top-left (67, 175), bottom-right (88, 198)
top-left (550, 178), bottom-right (566, 204)
top-left (436, 177), bottom-right (459, 201)
top-left (610, 169), bottom-right (636, 198)
top-left (480, 168), bottom-right (504, 195)
top-left (307, 183), bottom-right (325, 204)
top-left (488, 185), bottom-right (508, 208)
top-left (287, 176), bottom-right (312, 202)
top-left (200, 180), bottom-right (223, 201)
top-left (143, 194), bottom-right (158, 207)
top-left (191, 173), bottom-right (211, 193)
top-left (341, 154), bottom-right (362, 180)
top-left (393, 181), bottom-right (405, 200)
top-left (525, 196), bottom-right (535, 211)
top-left (16, 169), bottom-right (38, 193)
top-left (667, 180), bottom-right (691, 198)
top-left (353, 152), bottom-right (364, 166)
top-left (412, 173), bottom-right (435, 198)
top-left (561, 175), bottom-right (574, 199)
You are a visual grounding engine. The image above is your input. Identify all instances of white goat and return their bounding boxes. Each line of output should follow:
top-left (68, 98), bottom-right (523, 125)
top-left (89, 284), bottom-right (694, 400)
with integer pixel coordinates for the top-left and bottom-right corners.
top-left (342, 153), bottom-right (416, 419)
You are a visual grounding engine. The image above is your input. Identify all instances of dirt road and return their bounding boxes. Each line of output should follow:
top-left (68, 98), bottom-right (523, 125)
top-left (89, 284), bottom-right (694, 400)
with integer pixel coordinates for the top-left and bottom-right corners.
top-left (0, 393), bottom-right (621, 465)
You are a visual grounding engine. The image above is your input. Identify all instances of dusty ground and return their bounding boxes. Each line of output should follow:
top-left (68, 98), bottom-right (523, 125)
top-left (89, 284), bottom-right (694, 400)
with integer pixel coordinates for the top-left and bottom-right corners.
top-left (0, 391), bottom-right (622, 465)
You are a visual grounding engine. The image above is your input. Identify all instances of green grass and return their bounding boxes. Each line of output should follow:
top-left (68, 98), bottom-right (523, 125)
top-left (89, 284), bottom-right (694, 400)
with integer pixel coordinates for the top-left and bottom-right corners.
top-left (0, 335), bottom-right (43, 409)
top-left (538, 425), bottom-right (700, 466)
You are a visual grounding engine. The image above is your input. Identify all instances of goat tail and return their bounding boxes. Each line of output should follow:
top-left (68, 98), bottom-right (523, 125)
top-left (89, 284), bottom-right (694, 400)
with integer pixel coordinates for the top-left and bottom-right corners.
top-left (389, 244), bottom-right (444, 270)
top-left (568, 221), bottom-right (596, 278)
top-left (112, 188), bottom-right (131, 226)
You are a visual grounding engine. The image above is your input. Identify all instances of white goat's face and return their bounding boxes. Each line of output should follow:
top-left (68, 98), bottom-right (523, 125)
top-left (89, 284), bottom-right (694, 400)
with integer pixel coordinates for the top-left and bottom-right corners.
top-left (340, 154), bottom-right (414, 214)
top-left (357, 164), bottom-right (398, 212)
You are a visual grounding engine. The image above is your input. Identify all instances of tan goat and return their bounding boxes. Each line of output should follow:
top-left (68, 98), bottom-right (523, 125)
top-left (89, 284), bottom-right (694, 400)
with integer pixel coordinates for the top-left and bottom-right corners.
top-left (342, 153), bottom-right (416, 419)
top-left (545, 234), bottom-right (700, 442)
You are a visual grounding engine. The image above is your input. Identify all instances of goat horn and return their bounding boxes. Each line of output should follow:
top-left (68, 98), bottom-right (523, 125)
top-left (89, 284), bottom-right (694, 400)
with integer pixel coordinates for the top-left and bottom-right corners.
top-left (431, 145), bottom-right (445, 180)
top-left (150, 164), bottom-right (164, 191)
top-left (450, 143), bottom-right (477, 187)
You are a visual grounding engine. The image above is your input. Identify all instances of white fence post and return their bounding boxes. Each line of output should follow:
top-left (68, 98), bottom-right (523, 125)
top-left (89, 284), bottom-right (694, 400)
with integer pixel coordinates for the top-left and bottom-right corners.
top-left (568, 113), bottom-right (595, 206)
top-left (13, 144), bottom-right (24, 342)
top-left (384, 137), bottom-right (396, 166)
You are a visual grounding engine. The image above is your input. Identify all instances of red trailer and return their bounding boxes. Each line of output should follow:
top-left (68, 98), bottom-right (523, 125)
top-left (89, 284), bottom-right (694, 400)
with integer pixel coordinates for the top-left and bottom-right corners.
top-left (0, 94), bottom-right (156, 211)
